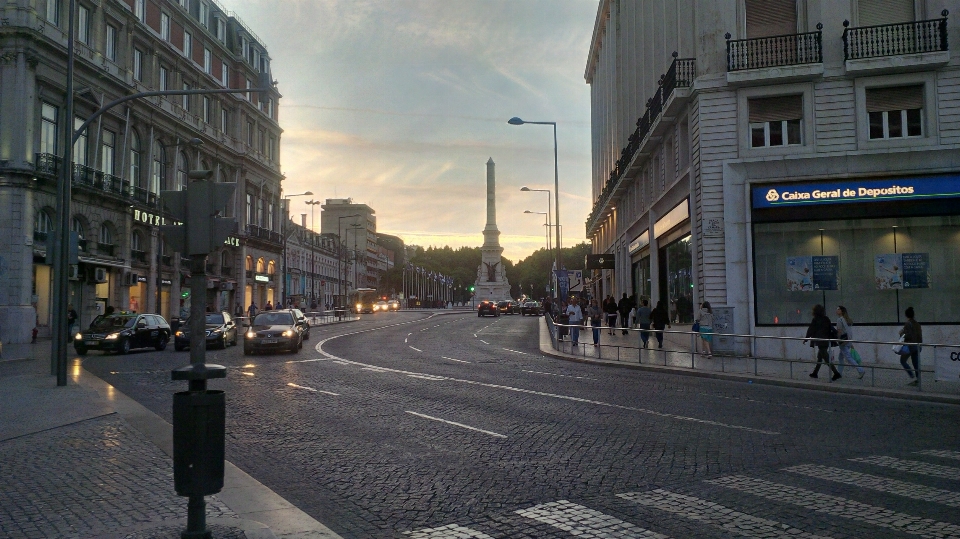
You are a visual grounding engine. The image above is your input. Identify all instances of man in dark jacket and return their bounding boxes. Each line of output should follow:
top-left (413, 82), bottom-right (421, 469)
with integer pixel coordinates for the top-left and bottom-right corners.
top-left (650, 300), bottom-right (670, 348)
top-left (805, 304), bottom-right (841, 381)
top-left (617, 293), bottom-right (634, 335)
top-left (603, 296), bottom-right (618, 335)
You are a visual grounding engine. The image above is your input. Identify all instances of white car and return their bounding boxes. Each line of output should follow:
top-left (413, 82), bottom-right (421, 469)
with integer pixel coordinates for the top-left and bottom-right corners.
top-left (372, 301), bottom-right (390, 312)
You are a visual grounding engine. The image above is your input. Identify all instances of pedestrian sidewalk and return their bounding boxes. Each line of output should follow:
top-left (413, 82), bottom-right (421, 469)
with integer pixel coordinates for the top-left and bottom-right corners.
top-left (0, 340), bottom-right (344, 539)
top-left (538, 318), bottom-right (960, 405)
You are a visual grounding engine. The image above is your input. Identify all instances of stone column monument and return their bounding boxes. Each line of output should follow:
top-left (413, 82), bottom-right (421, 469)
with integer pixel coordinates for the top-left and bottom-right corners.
top-left (475, 158), bottom-right (512, 301)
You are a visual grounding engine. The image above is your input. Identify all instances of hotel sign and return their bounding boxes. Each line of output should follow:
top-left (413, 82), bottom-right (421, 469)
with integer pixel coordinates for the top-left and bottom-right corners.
top-left (133, 209), bottom-right (180, 227)
top-left (753, 175), bottom-right (960, 209)
top-left (254, 274), bottom-right (269, 282)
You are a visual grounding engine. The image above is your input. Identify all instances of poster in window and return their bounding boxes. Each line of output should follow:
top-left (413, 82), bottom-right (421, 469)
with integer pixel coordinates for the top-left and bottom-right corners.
top-left (875, 254), bottom-right (904, 290)
top-left (900, 252), bottom-right (929, 289)
top-left (812, 255), bottom-right (839, 290)
top-left (786, 256), bottom-right (814, 291)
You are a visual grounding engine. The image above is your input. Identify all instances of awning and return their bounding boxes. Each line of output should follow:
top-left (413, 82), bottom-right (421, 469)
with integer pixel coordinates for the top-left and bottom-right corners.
top-left (78, 256), bottom-right (130, 269)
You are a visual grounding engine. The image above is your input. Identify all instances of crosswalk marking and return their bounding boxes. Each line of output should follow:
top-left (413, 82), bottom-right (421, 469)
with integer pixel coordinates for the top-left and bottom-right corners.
top-left (619, 489), bottom-right (833, 539)
top-left (403, 524), bottom-right (494, 538)
top-left (917, 450), bottom-right (960, 461)
top-left (516, 500), bottom-right (669, 539)
top-left (851, 455), bottom-right (960, 480)
top-left (785, 464), bottom-right (960, 508)
top-left (707, 475), bottom-right (960, 538)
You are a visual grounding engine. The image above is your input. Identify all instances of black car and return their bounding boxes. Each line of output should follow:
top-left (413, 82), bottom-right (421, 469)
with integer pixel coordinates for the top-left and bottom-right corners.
top-left (244, 310), bottom-right (303, 355)
top-left (497, 301), bottom-right (516, 315)
top-left (174, 311), bottom-right (239, 351)
top-left (74, 313), bottom-right (171, 355)
top-left (520, 301), bottom-right (541, 316)
top-left (477, 300), bottom-right (499, 317)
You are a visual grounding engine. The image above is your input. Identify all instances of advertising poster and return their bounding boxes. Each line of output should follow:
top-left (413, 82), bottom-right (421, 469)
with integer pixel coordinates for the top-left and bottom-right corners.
top-left (901, 253), bottom-right (930, 289)
top-left (936, 348), bottom-right (960, 382)
top-left (786, 256), bottom-right (814, 291)
top-left (554, 270), bottom-right (570, 302)
top-left (875, 254), bottom-right (904, 290)
top-left (812, 256), bottom-right (839, 290)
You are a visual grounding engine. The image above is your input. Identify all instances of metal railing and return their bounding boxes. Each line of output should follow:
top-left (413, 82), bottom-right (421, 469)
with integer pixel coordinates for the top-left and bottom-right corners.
top-left (727, 26), bottom-right (823, 71)
top-left (843, 12), bottom-right (949, 60)
top-left (545, 315), bottom-right (959, 395)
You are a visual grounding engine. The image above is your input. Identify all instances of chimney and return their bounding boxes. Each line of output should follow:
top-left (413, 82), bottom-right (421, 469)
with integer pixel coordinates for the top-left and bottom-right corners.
top-left (301, 214), bottom-right (307, 228)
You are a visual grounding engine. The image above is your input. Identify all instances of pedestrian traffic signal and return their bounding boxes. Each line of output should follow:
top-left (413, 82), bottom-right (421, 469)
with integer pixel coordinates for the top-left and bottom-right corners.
top-left (161, 173), bottom-right (237, 256)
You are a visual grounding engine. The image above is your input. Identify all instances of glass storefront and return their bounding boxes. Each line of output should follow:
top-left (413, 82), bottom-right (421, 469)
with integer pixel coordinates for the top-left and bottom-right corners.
top-left (632, 255), bottom-right (651, 303)
top-left (659, 235), bottom-right (694, 323)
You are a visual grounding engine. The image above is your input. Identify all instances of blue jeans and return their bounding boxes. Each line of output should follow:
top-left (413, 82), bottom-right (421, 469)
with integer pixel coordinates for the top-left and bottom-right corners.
top-left (591, 320), bottom-right (601, 344)
top-left (637, 323), bottom-right (651, 347)
top-left (900, 345), bottom-right (920, 379)
top-left (570, 325), bottom-right (580, 345)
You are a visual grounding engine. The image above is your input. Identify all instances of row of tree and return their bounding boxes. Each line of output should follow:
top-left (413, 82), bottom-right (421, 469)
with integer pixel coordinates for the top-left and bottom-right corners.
top-left (378, 243), bottom-right (592, 302)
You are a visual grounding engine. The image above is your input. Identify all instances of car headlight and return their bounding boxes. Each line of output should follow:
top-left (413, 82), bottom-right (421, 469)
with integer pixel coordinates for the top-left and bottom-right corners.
top-left (283, 330), bottom-right (294, 338)
top-left (175, 331), bottom-right (184, 337)
top-left (74, 333), bottom-right (83, 340)
top-left (356, 303), bottom-right (362, 310)
top-left (246, 332), bottom-right (256, 339)
top-left (105, 333), bottom-right (120, 340)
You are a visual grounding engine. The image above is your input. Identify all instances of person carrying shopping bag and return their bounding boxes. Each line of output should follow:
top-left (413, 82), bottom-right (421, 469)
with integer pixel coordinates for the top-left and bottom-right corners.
top-left (695, 301), bottom-right (714, 358)
top-left (835, 306), bottom-right (865, 379)
top-left (805, 304), bottom-right (841, 381)
top-left (898, 306), bottom-right (923, 386)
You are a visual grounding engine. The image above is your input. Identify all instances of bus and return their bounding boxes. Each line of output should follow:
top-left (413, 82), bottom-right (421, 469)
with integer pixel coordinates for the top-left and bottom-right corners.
top-left (349, 288), bottom-right (379, 314)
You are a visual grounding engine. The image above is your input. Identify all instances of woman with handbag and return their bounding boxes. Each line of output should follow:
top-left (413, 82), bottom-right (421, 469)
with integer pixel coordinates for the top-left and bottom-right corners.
top-left (695, 301), bottom-right (714, 358)
top-left (835, 306), bottom-right (865, 379)
top-left (805, 304), bottom-right (841, 381)
top-left (898, 306), bottom-right (923, 386)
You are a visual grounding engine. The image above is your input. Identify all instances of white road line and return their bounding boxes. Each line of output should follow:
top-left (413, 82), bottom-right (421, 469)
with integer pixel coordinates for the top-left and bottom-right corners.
top-left (516, 500), bottom-right (669, 538)
top-left (479, 340), bottom-right (490, 345)
top-left (442, 357), bottom-right (471, 363)
top-left (405, 411), bottom-right (506, 438)
top-left (619, 489), bottom-right (832, 539)
top-left (408, 333), bottom-right (413, 336)
top-left (403, 524), bottom-right (494, 538)
top-left (502, 348), bottom-right (528, 355)
top-left (407, 374), bottom-right (444, 381)
top-left (708, 475), bottom-right (960, 538)
top-left (287, 383), bottom-right (316, 392)
top-left (473, 334), bottom-right (477, 338)
top-left (522, 370), bottom-right (596, 380)
top-left (785, 464), bottom-right (960, 508)
top-left (409, 346), bottom-right (422, 352)
top-left (917, 450), bottom-right (960, 461)
top-left (851, 455), bottom-right (960, 480)
top-left (241, 372), bottom-right (254, 376)
top-left (286, 358), bottom-right (335, 363)
top-left (404, 338), bottom-right (408, 343)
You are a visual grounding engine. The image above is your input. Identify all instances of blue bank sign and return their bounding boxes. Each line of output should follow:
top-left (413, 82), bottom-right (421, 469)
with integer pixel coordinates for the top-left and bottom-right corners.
top-left (752, 175), bottom-right (960, 209)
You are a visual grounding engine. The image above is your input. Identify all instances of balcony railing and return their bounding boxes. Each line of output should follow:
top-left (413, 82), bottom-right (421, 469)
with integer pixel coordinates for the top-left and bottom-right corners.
top-left (131, 186), bottom-right (158, 207)
top-left (34, 154), bottom-right (149, 207)
top-left (35, 153), bottom-right (61, 176)
top-left (843, 12), bottom-right (949, 60)
top-left (246, 224), bottom-right (283, 245)
top-left (726, 25), bottom-right (823, 71)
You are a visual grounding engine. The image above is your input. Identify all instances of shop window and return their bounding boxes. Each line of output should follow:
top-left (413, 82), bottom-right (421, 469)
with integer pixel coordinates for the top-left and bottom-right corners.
top-left (867, 86), bottom-right (923, 140)
top-left (749, 95), bottom-right (802, 147)
top-left (660, 236), bottom-right (694, 324)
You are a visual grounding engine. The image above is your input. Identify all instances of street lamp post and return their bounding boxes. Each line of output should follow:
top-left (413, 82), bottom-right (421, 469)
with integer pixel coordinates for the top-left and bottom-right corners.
top-left (305, 200), bottom-right (321, 306)
top-left (509, 118), bottom-right (561, 277)
top-left (523, 210), bottom-right (549, 252)
top-left (337, 214), bottom-right (361, 308)
top-left (281, 192), bottom-right (312, 307)
top-left (520, 187), bottom-right (552, 252)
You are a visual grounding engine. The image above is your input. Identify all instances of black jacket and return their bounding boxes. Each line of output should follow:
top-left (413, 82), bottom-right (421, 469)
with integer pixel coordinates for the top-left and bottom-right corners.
top-left (805, 314), bottom-right (833, 347)
top-left (651, 306), bottom-right (670, 328)
top-left (617, 296), bottom-right (633, 316)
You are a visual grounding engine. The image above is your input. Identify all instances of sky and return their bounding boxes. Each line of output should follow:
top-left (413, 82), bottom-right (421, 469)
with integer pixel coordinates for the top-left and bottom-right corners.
top-left (234, 0), bottom-right (599, 262)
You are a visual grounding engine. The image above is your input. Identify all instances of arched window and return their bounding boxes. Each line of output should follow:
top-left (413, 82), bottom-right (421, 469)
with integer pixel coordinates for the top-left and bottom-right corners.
top-left (131, 230), bottom-right (143, 252)
top-left (245, 255), bottom-right (253, 271)
top-left (151, 140), bottom-right (165, 194)
top-left (129, 130), bottom-right (142, 188)
top-left (267, 260), bottom-right (276, 275)
top-left (71, 217), bottom-right (85, 239)
top-left (177, 151), bottom-right (189, 191)
top-left (221, 250), bottom-right (230, 268)
top-left (99, 223), bottom-right (113, 245)
top-left (256, 257), bottom-right (265, 273)
top-left (34, 210), bottom-right (53, 238)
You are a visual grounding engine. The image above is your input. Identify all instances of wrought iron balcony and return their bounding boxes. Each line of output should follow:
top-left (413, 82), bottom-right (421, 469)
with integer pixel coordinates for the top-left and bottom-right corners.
top-left (843, 11), bottom-right (948, 60)
top-left (246, 224), bottom-right (283, 245)
top-left (131, 186), bottom-right (158, 207)
top-left (97, 243), bottom-right (116, 257)
top-left (35, 153), bottom-right (62, 176)
top-left (726, 25), bottom-right (823, 71)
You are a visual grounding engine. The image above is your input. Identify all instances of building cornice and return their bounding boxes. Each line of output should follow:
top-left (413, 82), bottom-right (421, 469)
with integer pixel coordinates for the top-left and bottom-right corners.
top-left (584, 0), bottom-right (612, 84)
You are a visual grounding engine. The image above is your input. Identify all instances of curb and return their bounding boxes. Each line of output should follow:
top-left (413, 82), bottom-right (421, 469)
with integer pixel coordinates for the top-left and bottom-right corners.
top-left (538, 320), bottom-right (960, 406)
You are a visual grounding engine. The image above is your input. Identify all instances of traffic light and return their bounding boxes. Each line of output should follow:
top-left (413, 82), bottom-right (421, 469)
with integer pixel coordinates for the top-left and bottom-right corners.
top-left (469, 285), bottom-right (475, 292)
top-left (161, 172), bottom-right (237, 257)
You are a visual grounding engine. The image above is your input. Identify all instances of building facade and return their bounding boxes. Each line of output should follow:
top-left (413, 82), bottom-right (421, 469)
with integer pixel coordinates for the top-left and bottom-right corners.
top-left (283, 215), bottom-right (347, 310)
top-left (586, 0), bottom-right (960, 350)
top-left (320, 198), bottom-right (377, 296)
top-left (0, 0), bottom-right (282, 342)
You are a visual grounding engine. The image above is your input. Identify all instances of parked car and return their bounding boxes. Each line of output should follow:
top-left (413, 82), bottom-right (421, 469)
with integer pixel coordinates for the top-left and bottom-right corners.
top-left (520, 301), bottom-right (542, 316)
top-left (387, 299), bottom-right (401, 311)
top-left (244, 310), bottom-right (303, 355)
top-left (477, 300), bottom-right (499, 317)
top-left (373, 301), bottom-right (390, 312)
top-left (497, 300), bottom-right (516, 315)
top-left (74, 313), bottom-right (171, 355)
top-left (174, 311), bottom-right (239, 351)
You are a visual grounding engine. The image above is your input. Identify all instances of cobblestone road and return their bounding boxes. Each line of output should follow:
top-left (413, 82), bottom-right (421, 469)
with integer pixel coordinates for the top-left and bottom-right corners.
top-left (80, 311), bottom-right (960, 538)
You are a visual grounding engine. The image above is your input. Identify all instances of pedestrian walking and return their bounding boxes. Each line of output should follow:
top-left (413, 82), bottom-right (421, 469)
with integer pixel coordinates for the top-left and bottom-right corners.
top-left (264, 301), bottom-right (273, 311)
top-left (695, 301), bottom-right (714, 358)
top-left (898, 306), bottom-right (923, 386)
top-left (835, 306), bottom-right (865, 379)
top-left (603, 296), bottom-right (618, 335)
top-left (617, 293), bottom-right (633, 335)
top-left (248, 301), bottom-right (258, 319)
top-left (651, 300), bottom-right (670, 348)
top-left (565, 296), bottom-right (583, 347)
top-left (805, 304), bottom-right (841, 381)
top-left (635, 299), bottom-right (652, 348)
top-left (587, 299), bottom-right (603, 347)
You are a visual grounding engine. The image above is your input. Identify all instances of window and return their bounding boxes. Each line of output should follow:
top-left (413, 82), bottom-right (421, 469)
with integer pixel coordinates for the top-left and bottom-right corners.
top-left (159, 66), bottom-right (168, 91)
top-left (253, 49), bottom-right (261, 72)
top-left (105, 25), bottom-right (117, 61)
top-left (203, 48), bottom-right (211, 74)
top-left (74, 117), bottom-right (88, 167)
top-left (134, 0), bottom-right (145, 22)
top-left (151, 141), bottom-right (165, 194)
top-left (99, 223), bottom-right (113, 245)
top-left (267, 260), bottom-right (276, 274)
top-left (749, 95), bottom-right (802, 147)
top-left (246, 194), bottom-right (253, 225)
top-left (246, 121), bottom-right (254, 146)
top-left (241, 36), bottom-right (249, 62)
top-left (132, 230), bottom-right (143, 252)
top-left (268, 136), bottom-right (276, 161)
top-left (182, 83), bottom-right (191, 111)
top-left (161, 13), bottom-right (170, 40)
top-left (256, 257), bottom-right (265, 273)
top-left (745, 0), bottom-right (797, 38)
top-left (257, 198), bottom-right (264, 227)
top-left (216, 18), bottom-right (226, 41)
top-left (264, 98), bottom-right (273, 119)
top-left (35, 210), bottom-right (54, 237)
top-left (220, 108), bottom-right (229, 133)
top-left (77, 5), bottom-right (90, 45)
top-left (129, 130), bottom-right (142, 187)
top-left (245, 78), bottom-right (251, 101)
top-left (245, 255), bottom-right (253, 271)
top-left (221, 63), bottom-right (228, 86)
top-left (183, 31), bottom-right (192, 57)
top-left (268, 203), bottom-right (274, 231)
top-left (101, 129), bottom-right (116, 175)
top-left (258, 129), bottom-right (266, 154)
top-left (46, 0), bottom-right (59, 25)
top-left (178, 0), bottom-right (188, 9)
top-left (71, 217), bottom-right (85, 240)
top-left (198, 1), bottom-right (209, 27)
top-left (859, 0), bottom-right (914, 26)
top-left (867, 86), bottom-right (923, 139)
top-left (202, 96), bottom-right (211, 123)
top-left (40, 103), bottom-right (58, 155)
top-left (133, 48), bottom-right (143, 82)
top-left (176, 152), bottom-right (188, 190)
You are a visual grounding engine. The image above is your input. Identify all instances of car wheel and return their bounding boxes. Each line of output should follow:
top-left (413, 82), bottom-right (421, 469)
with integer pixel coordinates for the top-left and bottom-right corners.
top-left (75, 345), bottom-right (88, 356)
top-left (155, 336), bottom-right (168, 351)
top-left (174, 344), bottom-right (186, 352)
top-left (119, 339), bottom-right (131, 355)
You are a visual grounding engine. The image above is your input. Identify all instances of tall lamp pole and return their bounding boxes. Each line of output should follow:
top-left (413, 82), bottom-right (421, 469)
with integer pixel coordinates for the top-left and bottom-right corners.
top-left (523, 210), bottom-right (549, 253)
top-left (281, 192), bottom-right (312, 307)
top-left (305, 200), bottom-right (321, 305)
top-left (520, 187), bottom-right (551, 252)
top-left (509, 118), bottom-right (560, 276)
top-left (337, 214), bottom-right (360, 307)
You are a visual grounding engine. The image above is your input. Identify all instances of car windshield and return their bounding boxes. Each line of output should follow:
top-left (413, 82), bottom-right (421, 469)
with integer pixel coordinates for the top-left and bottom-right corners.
top-left (90, 316), bottom-right (137, 330)
top-left (254, 312), bottom-right (293, 326)
top-left (205, 313), bottom-right (225, 325)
